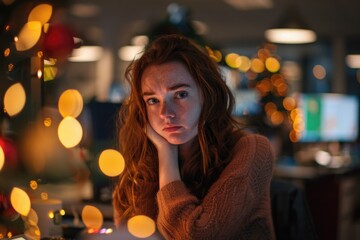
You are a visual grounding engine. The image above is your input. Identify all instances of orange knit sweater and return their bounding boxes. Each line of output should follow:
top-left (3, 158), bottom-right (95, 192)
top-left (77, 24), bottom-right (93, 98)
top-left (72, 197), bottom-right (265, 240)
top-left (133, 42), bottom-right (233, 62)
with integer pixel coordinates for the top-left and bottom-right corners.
top-left (156, 134), bottom-right (275, 239)
top-left (114, 133), bottom-right (275, 239)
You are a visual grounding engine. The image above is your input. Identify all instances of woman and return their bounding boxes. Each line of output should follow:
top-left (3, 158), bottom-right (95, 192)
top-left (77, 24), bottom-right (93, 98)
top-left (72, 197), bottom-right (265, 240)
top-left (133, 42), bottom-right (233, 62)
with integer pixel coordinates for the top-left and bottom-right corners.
top-left (112, 34), bottom-right (275, 239)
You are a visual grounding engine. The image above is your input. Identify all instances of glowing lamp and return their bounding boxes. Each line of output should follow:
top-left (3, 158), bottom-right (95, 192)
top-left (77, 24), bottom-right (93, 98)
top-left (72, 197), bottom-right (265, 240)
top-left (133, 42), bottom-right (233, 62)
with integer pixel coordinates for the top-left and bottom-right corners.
top-left (98, 149), bottom-right (125, 177)
top-left (58, 89), bottom-right (83, 118)
top-left (28, 4), bottom-right (53, 25)
top-left (81, 205), bottom-right (103, 229)
top-left (127, 215), bottom-right (156, 238)
top-left (4, 82), bottom-right (26, 117)
top-left (15, 21), bottom-right (42, 51)
top-left (10, 187), bottom-right (31, 216)
top-left (265, 6), bottom-right (316, 44)
top-left (58, 117), bottom-right (83, 148)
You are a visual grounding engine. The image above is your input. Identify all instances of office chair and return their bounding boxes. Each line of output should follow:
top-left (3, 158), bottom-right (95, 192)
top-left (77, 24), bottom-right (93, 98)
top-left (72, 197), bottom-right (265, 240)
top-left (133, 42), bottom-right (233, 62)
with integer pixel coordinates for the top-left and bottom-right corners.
top-left (270, 179), bottom-right (318, 240)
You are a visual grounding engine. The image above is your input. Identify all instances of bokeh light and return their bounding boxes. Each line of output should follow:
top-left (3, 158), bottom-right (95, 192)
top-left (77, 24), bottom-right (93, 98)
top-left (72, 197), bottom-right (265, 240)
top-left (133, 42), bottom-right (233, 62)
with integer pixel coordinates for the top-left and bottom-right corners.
top-left (82, 205), bottom-right (103, 230)
top-left (15, 21), bottom-right (42, 51)
top-left (127, 215), bottom-right (156, 238)
top-left (250, 58), bottom-right (265, 73)
top-left (58, 116), bottom-right (83, 148)
top-left (58, 89), bottom-right (83, 118)
top-left (237, 56), bottom-right (251, 72)
top-left (265, 57), bottom-right (280, 73)
top-left (28, 4), bottom-right (53, 25)
top-left (313, 64), bottom-right (326, 80)
top-left (0, 145), bottom-right (4, 171)
top-left (10, 187), bottom-right (31, 216)
top-left (26, 208), bottom-right (39, 226)
top-left (4, 82), bottom-right (26, 117)
top-left (98, 149), bottom-right (125, 177)
top-left (29, 180), bottom-right (38, 190)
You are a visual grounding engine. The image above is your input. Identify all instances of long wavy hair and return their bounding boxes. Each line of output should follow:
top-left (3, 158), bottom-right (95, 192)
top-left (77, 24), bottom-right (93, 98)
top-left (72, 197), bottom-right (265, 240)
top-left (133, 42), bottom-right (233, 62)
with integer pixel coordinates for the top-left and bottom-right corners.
top-left (113, 34), bottom-right (243, 223)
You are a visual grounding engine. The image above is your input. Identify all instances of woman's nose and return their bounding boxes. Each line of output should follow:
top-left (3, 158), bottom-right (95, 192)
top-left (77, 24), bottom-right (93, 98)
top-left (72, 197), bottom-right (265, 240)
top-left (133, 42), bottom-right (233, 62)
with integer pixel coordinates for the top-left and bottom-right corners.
top-left (160, 101), bottom-right (175, 119)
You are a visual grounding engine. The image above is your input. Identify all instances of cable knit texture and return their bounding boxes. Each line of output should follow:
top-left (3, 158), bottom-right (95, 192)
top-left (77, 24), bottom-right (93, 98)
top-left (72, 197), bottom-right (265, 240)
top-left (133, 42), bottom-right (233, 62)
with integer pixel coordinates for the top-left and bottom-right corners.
top-left (156, 134), bottom-right (275, 240)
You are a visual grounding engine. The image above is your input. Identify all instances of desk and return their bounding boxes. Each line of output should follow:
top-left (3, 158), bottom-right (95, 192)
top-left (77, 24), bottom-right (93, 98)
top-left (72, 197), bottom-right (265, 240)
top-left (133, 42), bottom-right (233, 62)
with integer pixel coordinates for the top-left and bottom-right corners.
top-left (273, 164), bottom-right (360, 240)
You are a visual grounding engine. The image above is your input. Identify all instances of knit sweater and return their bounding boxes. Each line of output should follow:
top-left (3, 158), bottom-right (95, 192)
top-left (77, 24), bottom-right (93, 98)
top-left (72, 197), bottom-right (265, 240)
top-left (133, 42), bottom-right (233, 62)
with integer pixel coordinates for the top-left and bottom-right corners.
top-left (156, 133), bottom-right (275, 239)
top-left (114, 133), bottom-right (275, 239)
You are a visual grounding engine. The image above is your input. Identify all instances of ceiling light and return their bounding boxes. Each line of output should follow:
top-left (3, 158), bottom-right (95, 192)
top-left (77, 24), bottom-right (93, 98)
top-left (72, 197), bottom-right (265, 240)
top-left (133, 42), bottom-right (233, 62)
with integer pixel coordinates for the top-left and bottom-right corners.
top-left (265, 6), bottom-right (316, 44)
top-left (118, 45), bottom-right (144, 61)
top-left (346, 54), bottom-right (360, 68)
top-left (224, 0), bottom-right (273, 10)
top-left (68, 46), bottom-right (103, 62)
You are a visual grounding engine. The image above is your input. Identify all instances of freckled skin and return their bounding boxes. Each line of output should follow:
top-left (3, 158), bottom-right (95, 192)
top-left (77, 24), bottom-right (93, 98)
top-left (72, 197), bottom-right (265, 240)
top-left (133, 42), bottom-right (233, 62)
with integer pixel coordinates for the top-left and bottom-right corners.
top-left (141, 61), bottom-right (202, 149)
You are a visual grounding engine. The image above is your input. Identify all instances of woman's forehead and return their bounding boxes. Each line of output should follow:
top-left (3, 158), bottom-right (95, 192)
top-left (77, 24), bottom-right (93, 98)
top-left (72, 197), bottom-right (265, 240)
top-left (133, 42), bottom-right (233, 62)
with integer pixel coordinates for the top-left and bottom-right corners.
top-left (140, 62), bottom-right (197, 92)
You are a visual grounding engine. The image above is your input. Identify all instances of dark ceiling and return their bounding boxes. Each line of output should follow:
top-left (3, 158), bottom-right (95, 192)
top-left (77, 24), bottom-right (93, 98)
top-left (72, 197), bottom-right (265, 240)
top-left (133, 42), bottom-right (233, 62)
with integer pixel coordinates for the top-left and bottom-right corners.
top-left (64, 0), bottom-right (360, 49)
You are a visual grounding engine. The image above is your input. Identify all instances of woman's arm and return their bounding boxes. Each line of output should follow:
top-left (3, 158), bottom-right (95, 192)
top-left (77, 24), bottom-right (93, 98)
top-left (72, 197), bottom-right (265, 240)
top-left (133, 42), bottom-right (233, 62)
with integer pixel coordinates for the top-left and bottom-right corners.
top-left (156, 134), bottom-right (275, 239)
top-left (146, 124), bottom-right (181, 188)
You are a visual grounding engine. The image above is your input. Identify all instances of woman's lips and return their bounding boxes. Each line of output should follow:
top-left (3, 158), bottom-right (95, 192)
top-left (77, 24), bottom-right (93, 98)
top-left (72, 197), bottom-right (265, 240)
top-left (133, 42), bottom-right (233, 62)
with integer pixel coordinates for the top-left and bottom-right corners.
top-left (163, 126), bottom-right (182, 132)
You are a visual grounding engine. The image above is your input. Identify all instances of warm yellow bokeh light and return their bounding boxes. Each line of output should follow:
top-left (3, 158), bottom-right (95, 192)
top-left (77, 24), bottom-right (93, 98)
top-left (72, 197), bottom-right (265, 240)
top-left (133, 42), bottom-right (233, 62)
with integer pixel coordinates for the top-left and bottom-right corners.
top-left (128, 215), bottom-right (156, 238)
top-left (82, 205), bottom-right (103, 230)
top-left (283, 97), bottom-right (296, 111)
top-left (238, 56), bottom-right (251, 72)
top-left (29, 180), bottom-right (38, 190)
top-left (10, 187), bottom-right (31, 216)
top-left (58, 116), bottom-right (83, 148)
top-left (313, 64), bottom-right (326, 80)
top-left (41, 192), bottom-right (48, 200)
top-left (60, 209), bottom-right (65, 216)
top-left (4, 82), bottom-right (26, 117)
top-left (225, 53), bottom-right (240, 68)
top-left (98, 149), bottom-right (125, 177)
top-left (0, 146), bottom-right (4, 171)
top-left (265, 57), bottom-right (281, 73)
top-left (28, 4), bottom-right (53, 25)
top-left (250, 58), bottom-right (265, 73)
top-left (58, 89), bottom-right (83, 118)
top-left (15, 21), bottom-right (42, 51)
top-left (27, 208), bottom-right (39, 225)
top-left (4, 48), bottom-right (10, 57)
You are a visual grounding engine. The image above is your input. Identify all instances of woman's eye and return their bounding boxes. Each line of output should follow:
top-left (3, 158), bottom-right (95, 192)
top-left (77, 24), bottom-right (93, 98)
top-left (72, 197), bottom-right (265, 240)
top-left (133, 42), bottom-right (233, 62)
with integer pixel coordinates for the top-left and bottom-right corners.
top-left (175, 91), bottom-right (188, 99)
top-left (146, 98), bottom-right (158, 105)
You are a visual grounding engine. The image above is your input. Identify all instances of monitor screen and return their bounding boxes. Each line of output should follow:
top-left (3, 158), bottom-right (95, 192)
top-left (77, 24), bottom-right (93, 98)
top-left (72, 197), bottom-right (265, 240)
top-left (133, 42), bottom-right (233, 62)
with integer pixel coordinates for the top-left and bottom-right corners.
top-left (233, 89), bottom-right (261, 116)
top-left (297, 93), bottom-right (359, 142)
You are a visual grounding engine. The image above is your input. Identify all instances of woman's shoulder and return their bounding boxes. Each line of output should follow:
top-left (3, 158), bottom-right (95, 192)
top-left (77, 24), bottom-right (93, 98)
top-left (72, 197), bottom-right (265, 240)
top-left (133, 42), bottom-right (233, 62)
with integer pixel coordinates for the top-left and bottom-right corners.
top-left (224, 132), bottom-right (274, 174)
top-left (235, 131), bottom-right (273, 150)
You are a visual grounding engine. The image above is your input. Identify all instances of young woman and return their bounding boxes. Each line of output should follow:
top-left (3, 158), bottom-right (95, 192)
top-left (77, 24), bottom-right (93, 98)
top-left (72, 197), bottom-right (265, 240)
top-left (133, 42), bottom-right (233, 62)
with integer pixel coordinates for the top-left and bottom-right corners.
top-left (112, 34), bottom-right (275, 239)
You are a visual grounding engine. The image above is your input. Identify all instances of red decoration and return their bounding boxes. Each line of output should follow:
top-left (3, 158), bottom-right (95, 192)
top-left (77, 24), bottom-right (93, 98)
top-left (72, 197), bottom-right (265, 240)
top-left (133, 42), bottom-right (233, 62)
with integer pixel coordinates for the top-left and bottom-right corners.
top-left (42, 24), bottom-right (75, 59)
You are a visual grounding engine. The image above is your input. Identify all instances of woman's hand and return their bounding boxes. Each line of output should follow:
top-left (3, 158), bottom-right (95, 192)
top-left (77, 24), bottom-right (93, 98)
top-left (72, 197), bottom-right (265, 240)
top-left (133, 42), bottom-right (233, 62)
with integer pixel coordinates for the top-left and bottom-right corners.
top-left (146, 124), bottom-right (172, 151)
top-left (146, 124), bottom-right (181, 188)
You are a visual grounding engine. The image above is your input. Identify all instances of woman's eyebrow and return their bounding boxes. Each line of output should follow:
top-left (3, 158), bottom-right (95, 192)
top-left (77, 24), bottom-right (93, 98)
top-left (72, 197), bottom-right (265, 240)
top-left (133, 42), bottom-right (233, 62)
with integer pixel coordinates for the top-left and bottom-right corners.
top-left (142, 83), bottom-right (191, 96)
top-left (168, 83), bottom-right (191, 91)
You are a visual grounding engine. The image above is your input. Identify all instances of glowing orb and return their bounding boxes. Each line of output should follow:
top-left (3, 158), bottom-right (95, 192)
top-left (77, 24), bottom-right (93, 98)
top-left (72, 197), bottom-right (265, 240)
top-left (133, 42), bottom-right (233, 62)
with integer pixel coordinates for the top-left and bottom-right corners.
top-left (58, 116), bottom-right (83, 148)
top-left (0, 145), bottom-right (4, 171)
top-left (98, 149), bottom-right (125, 177)
top-left (4, 83), bottom-right (26, 117)
top-left (10, 187), bottom-right (31, 216)
top-left (58, 89), bottom-right (83, 118)
top-left (28, 4), bottom-right (53, 25)
top-left (127, 215), bottom-right (156, 238)
top-left (265, 57), bottom-right (280, 73)
top-left (15, 21), bottom-right (42, 51)
top-left (81, 205), bottom-right (103, 229)
top-left (22, 208), bottom-right (39, 226)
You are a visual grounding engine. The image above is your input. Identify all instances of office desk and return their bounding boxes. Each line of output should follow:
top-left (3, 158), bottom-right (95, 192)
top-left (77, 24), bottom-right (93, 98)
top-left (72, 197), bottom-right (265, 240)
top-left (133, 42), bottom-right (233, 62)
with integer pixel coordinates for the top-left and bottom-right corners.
top-left (273, 164), bottom-right (360, 240)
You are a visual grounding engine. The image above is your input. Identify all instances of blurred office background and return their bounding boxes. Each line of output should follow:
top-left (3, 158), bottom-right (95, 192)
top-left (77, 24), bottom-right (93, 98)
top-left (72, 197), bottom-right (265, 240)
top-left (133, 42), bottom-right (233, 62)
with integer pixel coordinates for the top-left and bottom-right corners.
top-left (1, 0), bottom-right (360, 239)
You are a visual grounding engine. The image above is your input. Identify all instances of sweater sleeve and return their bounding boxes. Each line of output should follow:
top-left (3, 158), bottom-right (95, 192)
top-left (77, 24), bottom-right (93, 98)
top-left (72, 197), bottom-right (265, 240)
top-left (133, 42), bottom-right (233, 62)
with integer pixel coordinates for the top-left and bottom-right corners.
top-left (156, 134), bottom-right (274, 239)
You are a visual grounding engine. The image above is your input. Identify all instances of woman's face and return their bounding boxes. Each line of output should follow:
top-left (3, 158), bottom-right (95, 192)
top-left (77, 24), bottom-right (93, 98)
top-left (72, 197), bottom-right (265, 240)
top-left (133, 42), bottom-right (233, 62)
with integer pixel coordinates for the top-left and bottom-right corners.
top-left (141, 61), bottom-right (202, 145)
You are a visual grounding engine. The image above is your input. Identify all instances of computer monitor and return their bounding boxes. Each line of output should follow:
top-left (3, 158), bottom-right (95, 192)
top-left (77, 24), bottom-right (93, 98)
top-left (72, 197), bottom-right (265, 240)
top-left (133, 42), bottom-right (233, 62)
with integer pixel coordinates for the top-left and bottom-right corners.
top-left (297, 93), bottom-right (359, 142)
